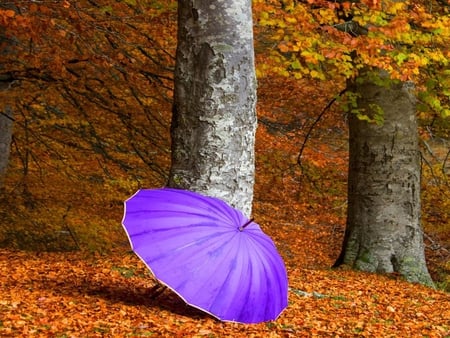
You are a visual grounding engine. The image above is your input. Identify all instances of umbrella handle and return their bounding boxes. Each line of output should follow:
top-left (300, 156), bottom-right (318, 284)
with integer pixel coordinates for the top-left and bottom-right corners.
top-left (238, 218), bottom-right (255, 231)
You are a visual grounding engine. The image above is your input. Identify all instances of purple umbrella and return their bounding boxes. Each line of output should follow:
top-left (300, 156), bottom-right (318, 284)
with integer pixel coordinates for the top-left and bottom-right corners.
top-left (122, 188), bottom-right (288, 324)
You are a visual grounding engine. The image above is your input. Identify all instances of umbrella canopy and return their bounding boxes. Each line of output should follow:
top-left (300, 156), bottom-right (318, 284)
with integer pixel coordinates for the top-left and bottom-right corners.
top-left (122, 188), bottom-right (288, 324)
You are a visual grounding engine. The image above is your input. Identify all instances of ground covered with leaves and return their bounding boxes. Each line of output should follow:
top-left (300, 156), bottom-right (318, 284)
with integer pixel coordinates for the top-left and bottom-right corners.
top-left (1, 226), bottom-right (449, 337)
top-left (1, 197), bottom-right (449, 337)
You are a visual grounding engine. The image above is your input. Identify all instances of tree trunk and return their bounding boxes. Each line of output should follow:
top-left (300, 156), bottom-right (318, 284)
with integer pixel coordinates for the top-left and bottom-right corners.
top-left (168, 0), bottom-right (257, 217)
top-left (335, 75), bottom-right (434, 286)
top-left (0, 105), bottom-right (13, 190)
top-left (0, 6), bottom-right (16, 190)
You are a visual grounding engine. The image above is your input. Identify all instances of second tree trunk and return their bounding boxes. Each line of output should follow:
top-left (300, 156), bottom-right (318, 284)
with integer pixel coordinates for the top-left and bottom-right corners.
top-left (335, 77), bottom-right (433, 286)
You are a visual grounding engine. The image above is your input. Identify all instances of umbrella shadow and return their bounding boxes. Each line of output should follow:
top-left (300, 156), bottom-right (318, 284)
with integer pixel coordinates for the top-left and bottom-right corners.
top-left (88, 283), bottom-right (212, 320)
top-left (39, 274), bottom-right (212, 321)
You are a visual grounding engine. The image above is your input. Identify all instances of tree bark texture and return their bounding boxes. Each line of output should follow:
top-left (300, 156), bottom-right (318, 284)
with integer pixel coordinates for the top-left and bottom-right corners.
top-left (0, 106), bottom-right (13, 190)
top-left (0, 10), bottom-right (16, 190)
top-left (336, 77), bottom-right (434, 286)
top-left (168, 0), bottom-right (257, 217)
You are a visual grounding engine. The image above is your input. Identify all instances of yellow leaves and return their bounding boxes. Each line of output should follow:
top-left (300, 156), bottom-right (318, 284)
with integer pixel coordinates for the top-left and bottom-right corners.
top-left (260, 11), bottom-right (270, 20)
top-left (259, 12), bottom-right (287, 28)
top-left (258, 0), bottom-right (450, 94)
top-left (285, 17), bottom-right (297, 24)
top-left (421, 16), bottom-right (450, 34)
top-left (418, 90), bottom-right (449, 118)
top-left (300, 50), bottom-right (325, 65)
top-left (278, 68), bottom-right (290, 77)
top-left (309, 69), bottom-right (326, 80)
top-left (272, 42), bottom-right (329, 80)
top-left (385, 1), bottom-right (408, 15)
top-left (314, 8), bottom-right (338, 25)
top-left (255, 65), bottom-right (268, 79)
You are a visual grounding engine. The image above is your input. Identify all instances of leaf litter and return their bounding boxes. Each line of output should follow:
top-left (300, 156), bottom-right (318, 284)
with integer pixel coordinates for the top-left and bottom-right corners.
top-left (1, 228), bottom-right (448, 337)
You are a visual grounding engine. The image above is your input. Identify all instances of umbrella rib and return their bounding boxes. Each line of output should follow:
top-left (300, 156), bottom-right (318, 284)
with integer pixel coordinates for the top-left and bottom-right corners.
top-left (131, 222), bottom-right (221, 236)
top-left (128, 209), bottom-right (224, 221)
top-left (139, 188), bottom-right (239, 225)
top-left (231, 231), bottom-right (287, 322)
top-left (205, 232), bottom-right (247, 319)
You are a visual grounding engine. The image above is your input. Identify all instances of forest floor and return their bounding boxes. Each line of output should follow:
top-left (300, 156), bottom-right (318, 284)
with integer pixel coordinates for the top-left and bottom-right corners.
top-left (1, 75), bottom-right (449, 337)
top-left (0, 235), bottom-right (449, 337)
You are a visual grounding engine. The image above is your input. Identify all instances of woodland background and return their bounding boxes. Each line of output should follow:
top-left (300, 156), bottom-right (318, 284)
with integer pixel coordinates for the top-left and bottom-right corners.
top-left (0, 0), bottom-right (449, 336)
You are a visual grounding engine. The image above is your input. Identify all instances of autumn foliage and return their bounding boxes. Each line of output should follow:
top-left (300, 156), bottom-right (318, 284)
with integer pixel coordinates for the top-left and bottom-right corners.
top-left (0, 0), bottom-right (176, 249)
top-left (256, 0), bottom-right (450, 118)
top-left (0, 0), bottom-right (449, 336)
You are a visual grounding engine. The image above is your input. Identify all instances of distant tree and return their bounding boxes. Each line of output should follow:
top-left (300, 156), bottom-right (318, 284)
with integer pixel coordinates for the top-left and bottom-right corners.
top-left (168, 0), bottom-right (258, 217)
top-left (0, 6), bottom-right (16, 190)
top-left (0, 105), bottom-right (13, 190)
top-left (334, 72), bottom-right (434, 286)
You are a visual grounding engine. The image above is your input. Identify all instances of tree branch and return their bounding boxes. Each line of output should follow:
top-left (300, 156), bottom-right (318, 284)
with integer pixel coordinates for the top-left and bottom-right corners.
top-left (297, 87), bottom-right (347, 167)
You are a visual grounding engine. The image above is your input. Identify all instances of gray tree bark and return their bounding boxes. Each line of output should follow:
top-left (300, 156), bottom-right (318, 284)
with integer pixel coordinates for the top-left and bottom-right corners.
top-left (335, 75), bottom-right (434, 286)
top-left (168, 0), bottom-right (257, 217)
top-left (0, 105), bottom-right (13, 190)
top-left (0, 4), bottom-right (18, 190)
top-left (0, 69), bottom-right (14, 191)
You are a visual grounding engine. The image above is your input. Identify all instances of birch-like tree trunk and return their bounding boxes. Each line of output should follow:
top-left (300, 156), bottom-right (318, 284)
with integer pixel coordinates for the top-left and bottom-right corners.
top-left (168, 0), bottom-right (257, 217)
top-left (335, 75), bottom-right (434, 286)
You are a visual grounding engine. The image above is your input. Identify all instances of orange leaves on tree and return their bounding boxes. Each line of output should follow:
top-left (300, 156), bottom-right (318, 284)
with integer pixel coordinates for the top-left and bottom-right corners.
top-left (0, 1), bottom-right (177, 252)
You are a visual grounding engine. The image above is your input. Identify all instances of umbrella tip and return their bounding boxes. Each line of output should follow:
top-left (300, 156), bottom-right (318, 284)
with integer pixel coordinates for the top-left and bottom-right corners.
top-left (238, 218), bottom-right (255, 231)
